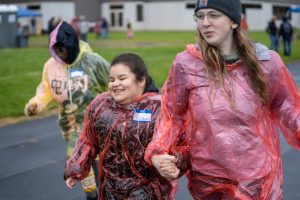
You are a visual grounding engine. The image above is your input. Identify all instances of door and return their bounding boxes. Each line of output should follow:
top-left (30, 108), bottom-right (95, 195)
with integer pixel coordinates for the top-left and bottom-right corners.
top-left (110, 4), bottom-right (123, 30)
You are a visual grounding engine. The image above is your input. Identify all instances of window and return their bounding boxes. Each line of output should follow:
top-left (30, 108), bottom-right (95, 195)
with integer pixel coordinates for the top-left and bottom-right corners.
top-left (137, 4), bottom-right (143, 22)
top-left (110, 5), bottom-right (123, 9)
top-left (111, 12), bottom-right (115, 26)
top-left (8, 14), bottom-right (16, 23)
top-left (27, 5), bottom-right (40, 10)
top-left (186, 3), bottom-right (195, 9)
top-left (273, 6), bottom-right (291, 20)
top-left (119, 12), bottom-right (123, 26)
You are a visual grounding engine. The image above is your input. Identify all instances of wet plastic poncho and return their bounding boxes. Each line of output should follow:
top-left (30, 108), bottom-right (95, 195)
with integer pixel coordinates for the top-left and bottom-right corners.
top-left (145, 43), bottom-right (300, 200)
top-left (64, 91), bottom-right (189, 199)
top-left (25, 22), bottom-right (110, 146)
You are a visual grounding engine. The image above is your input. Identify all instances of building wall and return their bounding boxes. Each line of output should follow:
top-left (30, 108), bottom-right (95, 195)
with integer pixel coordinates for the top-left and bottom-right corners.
top-left (102, 0), bottom-right (300, 31)
top-left (40, 2), bottom-right (75, 30)
top-left (13, 2), bottom-right (75, 32)
top-left (145, 1), bottom-right (196, 30)
top-left (3, 0), bottom-right (300, 32)
top-left (243, 1), bottom-right (300, 31)
top-left (102, 1), bottom-right (197, 31)
top-left (246, 2), bottom-right (272, 31)
top-left (74, 0), bottom-right (101, 21)
top-left (124, 2), bottom-right (143, 30)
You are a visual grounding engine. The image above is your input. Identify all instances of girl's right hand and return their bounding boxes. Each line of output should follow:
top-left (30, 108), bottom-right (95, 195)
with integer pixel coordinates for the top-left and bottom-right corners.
top-left (65, 177), bottom-right (78, 189)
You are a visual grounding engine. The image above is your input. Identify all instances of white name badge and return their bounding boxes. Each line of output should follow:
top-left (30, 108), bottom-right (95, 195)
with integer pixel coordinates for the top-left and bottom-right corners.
top-left (70, 69), bottom-right (84, 78)
top-left (133, 109), bottom-right (152, 122)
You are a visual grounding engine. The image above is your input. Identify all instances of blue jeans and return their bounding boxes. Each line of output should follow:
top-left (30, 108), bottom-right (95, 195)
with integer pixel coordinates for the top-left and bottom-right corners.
top-left (269, 34), bottom-right (279, 52)
top-left (101, 29), bottom-right (108, 38)
top-left (282, 37), bottom-right (292, 56)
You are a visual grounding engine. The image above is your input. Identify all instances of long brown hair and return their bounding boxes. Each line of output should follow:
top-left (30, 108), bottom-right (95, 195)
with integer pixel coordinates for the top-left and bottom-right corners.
top-left (196, 27), bottom-right (269, 105)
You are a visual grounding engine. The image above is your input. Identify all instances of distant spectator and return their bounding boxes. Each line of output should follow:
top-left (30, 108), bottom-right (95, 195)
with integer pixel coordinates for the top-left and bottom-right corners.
top-left (101, 18), bottom-right (109, 38)
top-left (78, 15), bottom-right (90, 42)
top-left (94, 18), bottom-right (101, 38)
top-left (17, 22), bottom-right (22, 37)
top-left (70, 16), bottom-right (80, 37)
top-left (279, 16), bottom-right (294, 56)
top-left (126, 19), bottom-right (134, 39)
top-left (266, 15), bottom-right (279, 52)
top-left (16, 23), bottom-right (29, 48)
top-left (30, 17), bottom-right (36, 35)
top-left (240, 14), bottom-right (248, 32)
top-left (19, 25), bottom-right (30, 47)
top-left (48, 17), bottom-right (56, 34)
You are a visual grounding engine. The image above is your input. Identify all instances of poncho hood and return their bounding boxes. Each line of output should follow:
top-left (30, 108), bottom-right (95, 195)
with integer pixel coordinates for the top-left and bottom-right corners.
top-left (49, 21), bottom-right (82, 65)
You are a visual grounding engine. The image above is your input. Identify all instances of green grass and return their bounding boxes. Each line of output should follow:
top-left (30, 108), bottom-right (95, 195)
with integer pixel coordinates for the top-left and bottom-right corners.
top-left (0, 30), bottom-right (299, 118)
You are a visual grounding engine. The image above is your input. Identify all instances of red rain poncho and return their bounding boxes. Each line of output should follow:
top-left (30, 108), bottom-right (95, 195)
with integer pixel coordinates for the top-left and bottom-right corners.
top-left (64, 92), bottom-right (189, 199)
top-left (145, 43), bottom-right (300, 200)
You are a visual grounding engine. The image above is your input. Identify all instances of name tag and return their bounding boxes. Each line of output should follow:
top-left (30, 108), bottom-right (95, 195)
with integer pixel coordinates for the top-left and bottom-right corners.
top-left (133, 109), bottom-right (152, 122)
top-left (70, 69), bottom-right (84, 78)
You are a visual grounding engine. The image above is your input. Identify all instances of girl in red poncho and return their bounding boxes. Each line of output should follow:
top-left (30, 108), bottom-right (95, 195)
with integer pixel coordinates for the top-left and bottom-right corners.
top-left (64, 53), bottom-right (189, 199)
top-left (145, 0), bottom-right (300, 199)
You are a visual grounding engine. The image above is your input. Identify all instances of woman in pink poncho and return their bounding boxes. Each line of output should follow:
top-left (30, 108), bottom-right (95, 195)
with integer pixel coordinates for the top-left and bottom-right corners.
top-left (145, 0), bottom-right (300, 199)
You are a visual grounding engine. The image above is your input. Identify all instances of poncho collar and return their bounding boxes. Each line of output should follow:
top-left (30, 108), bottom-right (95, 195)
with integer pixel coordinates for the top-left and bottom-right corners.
top-left (110, 92), bottom-right (159, 110)
top-left (186, 42), bottom-right (271, 70)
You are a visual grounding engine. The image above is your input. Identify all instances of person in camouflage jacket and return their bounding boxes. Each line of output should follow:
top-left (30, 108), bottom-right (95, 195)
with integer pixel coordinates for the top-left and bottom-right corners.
top-left (24, 21), bottom-right (109, 200)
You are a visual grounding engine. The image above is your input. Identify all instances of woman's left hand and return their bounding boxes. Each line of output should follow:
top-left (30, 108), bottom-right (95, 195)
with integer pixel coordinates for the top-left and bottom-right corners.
top-left (151, 154), bottom-right (180, 180)
top-left (160, 161), bottom-right (180, 180)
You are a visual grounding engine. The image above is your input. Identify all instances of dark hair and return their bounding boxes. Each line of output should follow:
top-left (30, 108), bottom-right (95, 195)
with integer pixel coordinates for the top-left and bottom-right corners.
top-left (110, 53), bottom-right (159, 93)
top-left (111, 53), bottom-right (148, 81)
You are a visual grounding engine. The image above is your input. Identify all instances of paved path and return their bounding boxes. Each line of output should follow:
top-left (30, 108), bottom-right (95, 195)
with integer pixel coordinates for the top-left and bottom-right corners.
top-left (1, 62), bottom-right (300, 200)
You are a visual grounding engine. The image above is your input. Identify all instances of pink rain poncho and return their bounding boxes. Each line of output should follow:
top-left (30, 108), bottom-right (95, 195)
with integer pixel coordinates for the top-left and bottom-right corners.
top-left (145, 43), bottom-right (300, 200)
top-left (64, 92), bottom-right (189, 200)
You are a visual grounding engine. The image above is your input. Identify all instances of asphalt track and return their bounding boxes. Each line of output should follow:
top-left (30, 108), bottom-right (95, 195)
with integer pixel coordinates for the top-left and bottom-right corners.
top-left (1, 62), bottom-right (300, 200)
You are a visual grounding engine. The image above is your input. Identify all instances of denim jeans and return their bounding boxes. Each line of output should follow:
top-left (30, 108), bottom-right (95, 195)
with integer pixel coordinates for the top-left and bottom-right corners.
top-left (101, 29), bottom-right (108, 38)
top-left (282, 37), bottom-right (292, 56)
top-left (269, 34), bottom-right (279, 52)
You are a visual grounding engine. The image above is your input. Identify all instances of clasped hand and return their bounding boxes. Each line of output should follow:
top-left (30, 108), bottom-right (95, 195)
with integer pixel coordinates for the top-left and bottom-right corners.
top-left (151, 154), bottom-right (180, 181)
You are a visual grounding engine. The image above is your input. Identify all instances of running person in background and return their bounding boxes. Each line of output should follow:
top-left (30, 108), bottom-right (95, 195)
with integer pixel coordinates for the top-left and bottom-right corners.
top-left (24, 21), bottom-right (110, 200)
top-left (145, 0), bottom-right (300, 199)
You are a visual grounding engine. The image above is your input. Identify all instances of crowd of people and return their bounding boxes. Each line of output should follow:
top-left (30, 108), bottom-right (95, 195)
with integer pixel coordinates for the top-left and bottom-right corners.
top-left (24, 0), bottom-right (300, 199)
top-left (48, 16), bottom-right (110, 41)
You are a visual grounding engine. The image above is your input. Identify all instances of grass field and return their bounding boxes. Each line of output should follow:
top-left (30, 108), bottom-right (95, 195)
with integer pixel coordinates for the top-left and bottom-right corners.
top-left (0, 30), bottom-right (299, 119)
